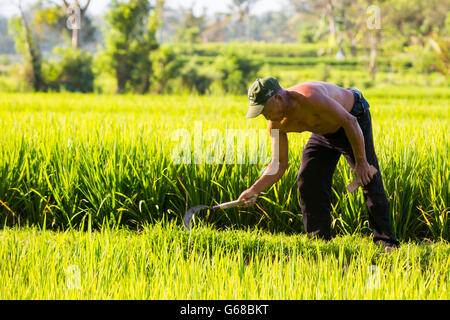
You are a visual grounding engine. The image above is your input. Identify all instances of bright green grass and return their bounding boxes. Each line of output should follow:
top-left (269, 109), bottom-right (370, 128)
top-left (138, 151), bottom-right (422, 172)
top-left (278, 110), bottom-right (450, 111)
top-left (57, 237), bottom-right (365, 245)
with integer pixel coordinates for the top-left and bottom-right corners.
top-left (0, 222), bottom-right (448, 299)
top-left (0, 87), bottom-right (448, 240)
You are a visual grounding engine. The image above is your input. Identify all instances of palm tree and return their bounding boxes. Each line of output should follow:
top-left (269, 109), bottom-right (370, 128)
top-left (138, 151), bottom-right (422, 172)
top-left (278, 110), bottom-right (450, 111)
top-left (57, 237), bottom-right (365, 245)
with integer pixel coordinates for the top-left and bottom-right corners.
top-left (228, 0), bottom-right (259, 41)
top-left (202, 12), bottom-right (232, 42)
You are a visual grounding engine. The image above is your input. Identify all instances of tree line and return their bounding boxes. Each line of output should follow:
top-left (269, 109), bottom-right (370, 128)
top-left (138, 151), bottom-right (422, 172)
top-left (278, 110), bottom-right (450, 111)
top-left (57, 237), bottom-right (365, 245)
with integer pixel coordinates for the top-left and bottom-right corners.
top-left (2, 0), bottom-right (449, 94)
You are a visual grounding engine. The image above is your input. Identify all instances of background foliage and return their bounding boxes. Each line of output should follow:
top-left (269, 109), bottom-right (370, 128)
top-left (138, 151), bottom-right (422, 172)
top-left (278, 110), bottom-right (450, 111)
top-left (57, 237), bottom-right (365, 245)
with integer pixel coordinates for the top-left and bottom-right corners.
top-left (0, 0), bottom-right (448, 93)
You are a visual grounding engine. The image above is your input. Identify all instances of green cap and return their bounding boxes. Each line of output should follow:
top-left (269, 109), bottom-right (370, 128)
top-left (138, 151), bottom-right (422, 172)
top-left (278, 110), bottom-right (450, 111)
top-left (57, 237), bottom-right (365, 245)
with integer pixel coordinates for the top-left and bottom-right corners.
top-left (246, 77), bottom-right (282, 118)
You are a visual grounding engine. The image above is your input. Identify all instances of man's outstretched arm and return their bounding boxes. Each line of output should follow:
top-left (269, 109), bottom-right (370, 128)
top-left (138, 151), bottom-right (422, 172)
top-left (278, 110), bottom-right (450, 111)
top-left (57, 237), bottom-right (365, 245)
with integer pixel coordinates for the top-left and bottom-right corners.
top-left (238, 125), bottom-right (289, 206)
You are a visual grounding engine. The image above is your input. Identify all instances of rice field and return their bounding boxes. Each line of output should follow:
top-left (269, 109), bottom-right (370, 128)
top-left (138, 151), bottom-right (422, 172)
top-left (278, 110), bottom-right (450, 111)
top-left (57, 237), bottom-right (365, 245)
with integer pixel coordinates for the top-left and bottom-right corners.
top-left (0, 222), bottom-right (448, 299)
top-left (0, 86), bottom-right (448, 299)
top-left (0, 87), bottom-right (448, 239)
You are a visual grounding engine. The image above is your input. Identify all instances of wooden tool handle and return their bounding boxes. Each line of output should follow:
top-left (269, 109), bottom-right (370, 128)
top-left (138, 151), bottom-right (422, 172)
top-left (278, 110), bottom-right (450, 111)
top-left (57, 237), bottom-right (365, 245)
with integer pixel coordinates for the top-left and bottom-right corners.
top-left (212, 197), bottom-right (257, 210)
top-left (346, 165), bottom-right (378, 193)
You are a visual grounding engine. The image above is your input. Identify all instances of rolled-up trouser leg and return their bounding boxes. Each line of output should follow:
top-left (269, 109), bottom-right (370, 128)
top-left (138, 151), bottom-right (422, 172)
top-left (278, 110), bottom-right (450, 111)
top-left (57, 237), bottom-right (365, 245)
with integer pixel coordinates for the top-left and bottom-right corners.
top-left (298, 136), bottom-right (341, 240)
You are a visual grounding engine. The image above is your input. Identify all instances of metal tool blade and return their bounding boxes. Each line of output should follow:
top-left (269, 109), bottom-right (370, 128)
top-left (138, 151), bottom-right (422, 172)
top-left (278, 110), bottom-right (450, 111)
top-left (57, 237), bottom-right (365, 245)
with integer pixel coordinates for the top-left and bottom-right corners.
top-left (183, 197), bottom-right (257, 231)
top-left (183, 205), bottom-right (210, 231)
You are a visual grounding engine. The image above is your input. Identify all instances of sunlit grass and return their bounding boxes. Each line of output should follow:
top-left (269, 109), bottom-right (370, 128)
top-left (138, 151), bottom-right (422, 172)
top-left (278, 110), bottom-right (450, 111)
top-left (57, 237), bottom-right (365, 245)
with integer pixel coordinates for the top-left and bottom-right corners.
top-left (0, 222), bottom-right (448, 299)
top-left (0, 88), bottom-right (448, 299)
top-left (0, 88), bottom-right (448, 240)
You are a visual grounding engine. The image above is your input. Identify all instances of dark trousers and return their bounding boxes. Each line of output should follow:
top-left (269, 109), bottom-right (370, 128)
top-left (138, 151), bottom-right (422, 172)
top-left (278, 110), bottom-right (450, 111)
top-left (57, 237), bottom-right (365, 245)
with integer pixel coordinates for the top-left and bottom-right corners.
top-left (297, 88), bottom-right (399, 247)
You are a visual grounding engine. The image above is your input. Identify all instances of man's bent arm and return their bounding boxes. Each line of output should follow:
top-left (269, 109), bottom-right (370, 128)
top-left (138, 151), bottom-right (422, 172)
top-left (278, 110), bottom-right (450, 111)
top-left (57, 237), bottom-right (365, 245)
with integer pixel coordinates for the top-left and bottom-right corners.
top-left (250, 161), bottom-right (289, 194)
top-left (250, 129), bottom-right (289, 194)
top-left (342, 118), bottom-right (367, 166)
top-left (306, 89), bottom-right (368, 165)
top-left (305, 88), bottom-right (374, 185)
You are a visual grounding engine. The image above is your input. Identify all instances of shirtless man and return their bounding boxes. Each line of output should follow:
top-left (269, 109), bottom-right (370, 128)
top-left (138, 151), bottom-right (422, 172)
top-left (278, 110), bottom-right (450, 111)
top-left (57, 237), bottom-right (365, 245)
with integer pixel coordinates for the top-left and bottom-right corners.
top-left (237, 77), bottom-right (399, 250)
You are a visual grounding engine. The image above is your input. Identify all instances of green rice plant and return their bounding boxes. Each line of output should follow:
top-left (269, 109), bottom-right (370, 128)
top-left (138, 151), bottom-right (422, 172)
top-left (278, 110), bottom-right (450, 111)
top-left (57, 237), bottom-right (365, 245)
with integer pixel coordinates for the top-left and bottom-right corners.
top-left (0, 87), bottom-right (448, 240)
top-left (0, 222), bottom-right (448, 299)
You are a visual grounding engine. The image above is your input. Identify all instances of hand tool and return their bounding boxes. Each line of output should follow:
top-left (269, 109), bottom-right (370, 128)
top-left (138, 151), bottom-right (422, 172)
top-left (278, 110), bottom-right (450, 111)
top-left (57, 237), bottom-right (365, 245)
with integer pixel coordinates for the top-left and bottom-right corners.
top-left (183, 197), bottom-right (257, 231)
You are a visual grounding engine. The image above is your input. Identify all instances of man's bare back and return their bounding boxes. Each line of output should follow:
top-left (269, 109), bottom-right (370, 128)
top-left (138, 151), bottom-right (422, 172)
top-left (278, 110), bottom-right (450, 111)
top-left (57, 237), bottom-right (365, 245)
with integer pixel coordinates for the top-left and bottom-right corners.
top-left (269, 81), bottom-right (355, 135)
